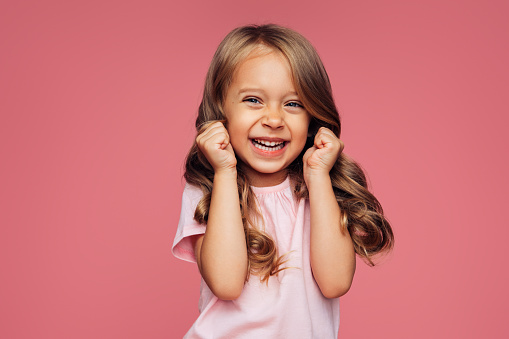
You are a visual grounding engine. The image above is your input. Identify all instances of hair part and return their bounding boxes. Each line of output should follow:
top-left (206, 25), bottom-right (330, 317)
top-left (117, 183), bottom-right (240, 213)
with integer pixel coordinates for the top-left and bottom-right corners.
top-left (185, 24), bottom-right (394, 283)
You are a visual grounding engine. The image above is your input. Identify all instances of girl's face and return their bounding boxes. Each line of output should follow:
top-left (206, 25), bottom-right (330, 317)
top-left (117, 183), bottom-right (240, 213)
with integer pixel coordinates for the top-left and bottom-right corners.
top-left (223, 48), bottom-right (311, 187)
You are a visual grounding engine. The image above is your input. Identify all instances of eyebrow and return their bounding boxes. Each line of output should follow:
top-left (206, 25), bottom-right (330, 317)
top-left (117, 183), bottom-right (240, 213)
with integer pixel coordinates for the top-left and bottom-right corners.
top-left (237, 88), bottom-right (265, 95)
top-left (237, 88), bottom-right (299, 97)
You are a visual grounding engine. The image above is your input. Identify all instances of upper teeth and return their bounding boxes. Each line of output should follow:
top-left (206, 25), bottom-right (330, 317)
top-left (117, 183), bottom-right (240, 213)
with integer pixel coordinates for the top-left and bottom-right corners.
top-left (255, 139), bottom-right (284, 146)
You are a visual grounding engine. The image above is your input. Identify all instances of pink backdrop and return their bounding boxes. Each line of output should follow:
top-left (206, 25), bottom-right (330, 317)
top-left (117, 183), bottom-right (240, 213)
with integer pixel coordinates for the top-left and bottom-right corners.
top-left (1, 0), bottom-right (508, 338)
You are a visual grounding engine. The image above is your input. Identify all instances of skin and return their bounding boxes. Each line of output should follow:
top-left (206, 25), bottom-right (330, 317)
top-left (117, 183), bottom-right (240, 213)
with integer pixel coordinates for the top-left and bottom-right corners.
top-left (194, 48), bottom-right (355, 300)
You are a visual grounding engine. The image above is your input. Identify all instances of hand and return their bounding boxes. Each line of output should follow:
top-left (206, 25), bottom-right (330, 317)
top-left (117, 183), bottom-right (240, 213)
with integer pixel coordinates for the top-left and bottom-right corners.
top-left (196, 121), bottom-right (237, 173)
top-left (303, 127), bottom-right (344, 182)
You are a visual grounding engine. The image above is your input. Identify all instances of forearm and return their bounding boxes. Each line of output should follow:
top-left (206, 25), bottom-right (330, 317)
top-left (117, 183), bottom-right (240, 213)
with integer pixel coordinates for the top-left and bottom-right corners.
top-left (198, 169), bottom-right (248, 299)
top-left (308, 174), bottom-right (356, 299)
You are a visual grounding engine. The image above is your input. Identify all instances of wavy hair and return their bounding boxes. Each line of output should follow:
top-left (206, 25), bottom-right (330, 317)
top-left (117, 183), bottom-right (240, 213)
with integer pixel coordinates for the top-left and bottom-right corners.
top-left (184, 24), bottom-right (394, 282)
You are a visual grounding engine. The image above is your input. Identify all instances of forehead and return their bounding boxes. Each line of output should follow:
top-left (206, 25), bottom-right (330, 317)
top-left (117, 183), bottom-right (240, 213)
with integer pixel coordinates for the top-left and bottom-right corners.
top-left (235, 45), bottom-right (287, 72)
top-left (229, 47), bottom-right (294, 88)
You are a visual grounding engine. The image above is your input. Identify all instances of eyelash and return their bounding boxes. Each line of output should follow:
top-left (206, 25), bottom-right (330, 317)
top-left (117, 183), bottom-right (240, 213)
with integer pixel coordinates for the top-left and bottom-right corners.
top-left (243, 97), bottom-right (303, 108)
top-left (286, 102), bottom-right (303, 108)
top-left (244, 97), bottom-right (261, 104)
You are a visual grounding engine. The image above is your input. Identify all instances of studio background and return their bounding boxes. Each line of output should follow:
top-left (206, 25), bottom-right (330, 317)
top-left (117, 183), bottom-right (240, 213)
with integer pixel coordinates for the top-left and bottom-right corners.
top-left (1, 0), bottom-right (508, 338)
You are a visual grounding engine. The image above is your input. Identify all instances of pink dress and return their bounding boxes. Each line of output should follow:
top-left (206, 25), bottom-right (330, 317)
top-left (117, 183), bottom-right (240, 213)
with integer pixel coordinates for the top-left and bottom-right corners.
top-left (172, 177), bottom-right (340, 338)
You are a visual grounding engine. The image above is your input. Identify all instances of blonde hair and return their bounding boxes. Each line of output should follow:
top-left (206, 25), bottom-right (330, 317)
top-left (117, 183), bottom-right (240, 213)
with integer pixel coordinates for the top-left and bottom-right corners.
top-left (184, 24), bottom-right (394, 282)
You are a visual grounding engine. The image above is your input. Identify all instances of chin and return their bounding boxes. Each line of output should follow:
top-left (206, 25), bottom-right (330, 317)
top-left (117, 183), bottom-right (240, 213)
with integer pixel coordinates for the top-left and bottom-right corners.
top-left (251, 167), bottom-right (286, 177)
top-left (251, 163), bottom-right (286, 174)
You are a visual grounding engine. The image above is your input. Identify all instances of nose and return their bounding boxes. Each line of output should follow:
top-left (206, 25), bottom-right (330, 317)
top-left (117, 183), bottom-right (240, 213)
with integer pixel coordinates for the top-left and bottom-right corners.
top-left (262, 107), bottom-right (284, 129)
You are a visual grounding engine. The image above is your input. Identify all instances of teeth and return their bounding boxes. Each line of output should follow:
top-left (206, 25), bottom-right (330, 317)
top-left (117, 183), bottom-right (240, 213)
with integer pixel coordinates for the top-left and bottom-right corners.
top-left (254, 143), bottom-right (284, 151)
top-left (254, 139), bottom-right (284, 146)
top-left (252, 139), bottom-right (285, 151)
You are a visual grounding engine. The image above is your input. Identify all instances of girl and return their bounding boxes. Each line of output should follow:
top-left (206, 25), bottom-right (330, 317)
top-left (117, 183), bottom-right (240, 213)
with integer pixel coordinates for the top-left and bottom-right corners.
top-left (172, 24), bottom-right (393, 338)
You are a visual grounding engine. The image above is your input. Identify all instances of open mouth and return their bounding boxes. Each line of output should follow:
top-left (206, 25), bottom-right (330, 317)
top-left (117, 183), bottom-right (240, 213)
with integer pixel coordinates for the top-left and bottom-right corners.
top-left (251, 139), bottom-right (286, 151)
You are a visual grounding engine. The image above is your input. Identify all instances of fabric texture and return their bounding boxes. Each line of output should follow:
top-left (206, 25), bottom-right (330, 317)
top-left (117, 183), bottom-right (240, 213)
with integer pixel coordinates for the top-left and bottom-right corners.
top-left (172, 177), bottom-right (339, 338)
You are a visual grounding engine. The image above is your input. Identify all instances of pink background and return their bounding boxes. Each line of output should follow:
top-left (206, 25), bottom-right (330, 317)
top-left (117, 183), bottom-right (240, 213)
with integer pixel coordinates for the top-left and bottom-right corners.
top-left (1, 0), bottom-right (508, 338)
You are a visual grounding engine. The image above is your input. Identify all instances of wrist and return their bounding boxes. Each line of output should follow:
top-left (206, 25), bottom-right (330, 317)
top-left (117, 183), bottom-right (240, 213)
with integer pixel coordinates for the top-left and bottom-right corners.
top-left (305, 172), bottom-right (332, 191)
top-left (214, 167), bottom-right (238, 181)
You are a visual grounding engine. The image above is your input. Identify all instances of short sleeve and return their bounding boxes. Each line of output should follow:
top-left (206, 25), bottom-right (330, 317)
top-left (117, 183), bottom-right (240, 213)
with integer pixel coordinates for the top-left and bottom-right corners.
top-left (172, 183), bottom-right (206, 263)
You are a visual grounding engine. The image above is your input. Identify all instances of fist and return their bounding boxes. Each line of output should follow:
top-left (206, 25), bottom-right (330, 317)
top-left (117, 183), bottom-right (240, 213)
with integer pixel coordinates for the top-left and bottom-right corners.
top-left (303, 127), bottom-right (344, 178)
top-left (196, 121), bottom-right (237, 173)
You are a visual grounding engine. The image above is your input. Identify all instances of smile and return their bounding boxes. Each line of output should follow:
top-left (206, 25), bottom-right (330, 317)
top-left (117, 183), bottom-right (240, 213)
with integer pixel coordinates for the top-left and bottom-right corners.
top-left (252, 139), bottom-right (286, 152)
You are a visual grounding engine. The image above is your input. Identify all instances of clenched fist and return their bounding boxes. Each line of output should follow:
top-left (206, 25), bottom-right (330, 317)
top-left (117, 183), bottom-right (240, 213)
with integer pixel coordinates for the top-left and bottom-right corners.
top-left (303, 127), bottom-right (344, 183)
top-left (196, 121), bottom-right (237, 173)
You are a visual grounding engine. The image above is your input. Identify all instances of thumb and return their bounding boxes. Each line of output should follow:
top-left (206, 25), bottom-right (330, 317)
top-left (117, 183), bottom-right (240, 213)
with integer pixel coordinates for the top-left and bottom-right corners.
top-left (302, 145), bottom-right (316, 163)
top-left (224, 142), bottom-right (235, 155)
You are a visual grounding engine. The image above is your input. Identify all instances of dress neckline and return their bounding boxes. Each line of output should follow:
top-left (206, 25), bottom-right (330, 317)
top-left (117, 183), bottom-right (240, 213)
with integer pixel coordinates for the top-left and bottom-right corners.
top-left (251, 176), bottom-right (291, 195)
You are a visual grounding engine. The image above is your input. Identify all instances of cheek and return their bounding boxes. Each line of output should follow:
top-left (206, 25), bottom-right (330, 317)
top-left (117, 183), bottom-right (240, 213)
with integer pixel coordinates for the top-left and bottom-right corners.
top-left (229, 135), bottom-right (241, 150)
top-left (226, 125), bottom-right (245, 149)
top-left (296, 127), bottom-right (311, 152)
top-left (296, 119), bottom-right (311, 144)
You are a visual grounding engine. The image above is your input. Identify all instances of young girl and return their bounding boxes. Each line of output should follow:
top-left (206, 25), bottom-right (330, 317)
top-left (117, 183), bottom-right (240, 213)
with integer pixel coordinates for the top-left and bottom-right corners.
top-left (172, 24), bottom-right (393, 338)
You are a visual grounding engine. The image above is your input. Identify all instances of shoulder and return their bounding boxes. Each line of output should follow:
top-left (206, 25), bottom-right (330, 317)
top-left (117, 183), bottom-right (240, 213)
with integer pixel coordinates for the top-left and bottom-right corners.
top-left (183, 181), bottom-right (203, 195)
top-left (181, 182), bottom-right (204, 205)
top-left (176, 182), bottom-right (206, 226)
top-left (172, 182), bottom-right (206, 263)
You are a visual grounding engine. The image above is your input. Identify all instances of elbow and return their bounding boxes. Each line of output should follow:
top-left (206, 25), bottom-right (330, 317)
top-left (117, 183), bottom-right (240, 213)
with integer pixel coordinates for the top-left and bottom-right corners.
top-left (208, 281), bottom-right (244, 300)
top-left (321, 285), bottom-right (351, 299)
top-left (202, 269), bottom-right (246, 300)
top-left (318, 280), bottom-right (353, 299)
top-left (199, 259), bottom-right (248, 300)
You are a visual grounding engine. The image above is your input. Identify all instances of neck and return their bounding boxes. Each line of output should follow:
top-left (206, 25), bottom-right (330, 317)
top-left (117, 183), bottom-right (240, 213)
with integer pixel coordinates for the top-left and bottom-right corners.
top-left (239, 165), bottom-right (288, 188)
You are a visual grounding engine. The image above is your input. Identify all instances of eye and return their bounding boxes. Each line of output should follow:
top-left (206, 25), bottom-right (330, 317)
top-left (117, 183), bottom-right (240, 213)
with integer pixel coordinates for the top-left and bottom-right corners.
top-left (243, 97), bottom-right (261, 104)
top-left (286, 101), bottom-right (304, 108)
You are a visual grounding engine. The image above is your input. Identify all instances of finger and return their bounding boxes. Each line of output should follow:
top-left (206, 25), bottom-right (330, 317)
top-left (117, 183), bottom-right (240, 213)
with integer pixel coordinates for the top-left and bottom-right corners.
top-left (315, 128), bottom-right (343, 151)
top-left (197, 124), bottom-right (229, 148)
top-left (302, 145), bottom-right (317, 163)
top-left (201, 129), bottom-right (230, 151)
top-left (314, 130), bottom-right (334, 149)
top-left (338, 139), bottom-right (345, 153)
top-left (224, 142), bottom-right (235, 155)
top-left (218, 131), bottom-right (230, 150)
top-left (318, 127), bottom-right (338, 136)
top-left (197, 122), bottom-right (226, 141)
top-left (197, 121), bottom-right (226, 141)
top-left (316, 127), bottom-right (337, 140)
top-left (197, 121), bottom-right (226, 135)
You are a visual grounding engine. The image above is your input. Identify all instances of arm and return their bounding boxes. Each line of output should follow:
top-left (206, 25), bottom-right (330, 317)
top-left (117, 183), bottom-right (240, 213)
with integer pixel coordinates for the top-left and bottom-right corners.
top-left (303, 128), bottom-right (356, 299)
top-left (194, 122), bottom-right (248, 300)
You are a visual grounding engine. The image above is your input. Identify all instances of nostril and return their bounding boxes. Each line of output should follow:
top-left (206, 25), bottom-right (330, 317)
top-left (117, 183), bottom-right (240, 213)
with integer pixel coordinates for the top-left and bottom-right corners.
top-left (263, 114), bottom-right (284, 128)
